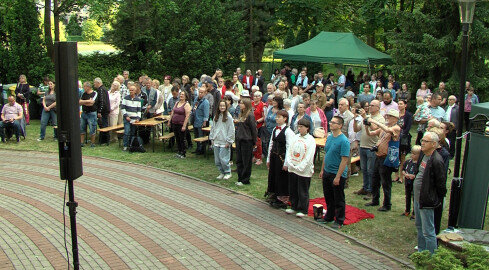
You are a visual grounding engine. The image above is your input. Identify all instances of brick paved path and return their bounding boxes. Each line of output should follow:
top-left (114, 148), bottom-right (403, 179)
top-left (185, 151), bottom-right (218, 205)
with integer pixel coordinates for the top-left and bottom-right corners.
top-left (0, 150), bottom-right (408, 269)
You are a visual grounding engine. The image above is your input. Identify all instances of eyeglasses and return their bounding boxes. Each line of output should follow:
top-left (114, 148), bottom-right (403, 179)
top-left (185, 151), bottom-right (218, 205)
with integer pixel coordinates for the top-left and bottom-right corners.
top-left (330, 121), bottom-right (339, 125)
top-left (421, 139), bottom-right (435, 144)
top-left (369, 105), bottom-right (378, 107)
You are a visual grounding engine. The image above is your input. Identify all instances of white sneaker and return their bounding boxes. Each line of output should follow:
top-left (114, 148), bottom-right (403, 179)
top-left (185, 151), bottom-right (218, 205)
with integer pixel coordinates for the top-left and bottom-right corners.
top-left (296, 212), bottom-right (305, 218)
top-left (216, 174), bottom-right (224, 180)
top-left (351, 172), bottom-right (359, 177)
top-left (235, 182), bottom-right (243, 186)
top-left (37, 138), bottom-right (44, 142)
top-left (223, 174), bottom-right (232, 180)
top-left (123, 147), bottom-right (128, 151)
top-left (285, 209), bottom-right (296, 214)
top-left (229, 161), bottom-right (234, 166)
top-left (414, 246), bottom-right (418, 250)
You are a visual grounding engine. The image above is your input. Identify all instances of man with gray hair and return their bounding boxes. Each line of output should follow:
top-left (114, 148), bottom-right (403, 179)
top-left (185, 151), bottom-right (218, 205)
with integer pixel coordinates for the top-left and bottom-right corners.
top-left (93, 77), bottom-right (110, 144)
top-left (335, 98), bottom-right (354, 137)
top-left (141, 77), bottom-right (158, 118)
top-left (413, 131), bottom-right (447, 254)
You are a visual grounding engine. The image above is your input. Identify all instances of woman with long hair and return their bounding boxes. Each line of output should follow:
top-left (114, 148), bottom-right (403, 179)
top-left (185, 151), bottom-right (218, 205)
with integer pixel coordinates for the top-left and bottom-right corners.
top-left (235, 98), bottom-right (257, 186)
top-left (394, 99), bottom-right (413, 183)
top-left (168, 91), bottom-right (191, 158)
top-left (15, 74), bottom-right (30, 124)
top-left (210, 100), bottom-right (235, 180)
top-left (37, 80), bottom-right (57, 141)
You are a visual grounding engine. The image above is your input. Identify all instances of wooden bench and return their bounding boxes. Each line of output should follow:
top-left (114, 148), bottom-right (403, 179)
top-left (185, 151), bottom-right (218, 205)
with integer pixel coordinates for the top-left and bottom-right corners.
top-left (159, 132), bottom-right (175, 152)
top-left (98, 124), bottom-right (124, 145)
top-left (116, 129), bottom-right (125, 147)
top-left (193, 136), bottom-right (210, 158)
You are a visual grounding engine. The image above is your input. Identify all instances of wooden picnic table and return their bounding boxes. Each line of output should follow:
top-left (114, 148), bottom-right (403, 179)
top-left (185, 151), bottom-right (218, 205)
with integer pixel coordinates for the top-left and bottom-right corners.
top-left (98, 124), bottom-right (124, 145)
top-left (133, 117), bottom-right (165, 152)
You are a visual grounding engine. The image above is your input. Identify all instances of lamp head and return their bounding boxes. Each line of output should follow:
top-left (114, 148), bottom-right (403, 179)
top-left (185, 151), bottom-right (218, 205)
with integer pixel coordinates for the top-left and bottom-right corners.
top-left (458, 0), bottom-right (476, 24)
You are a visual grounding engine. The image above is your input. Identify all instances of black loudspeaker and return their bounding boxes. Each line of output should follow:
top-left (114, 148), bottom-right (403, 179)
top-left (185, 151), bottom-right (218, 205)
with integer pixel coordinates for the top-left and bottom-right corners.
top-left (55, 42), bottom-right (83, 180)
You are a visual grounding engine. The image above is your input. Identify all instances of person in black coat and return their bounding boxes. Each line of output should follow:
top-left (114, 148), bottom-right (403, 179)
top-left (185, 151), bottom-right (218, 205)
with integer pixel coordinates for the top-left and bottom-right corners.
top-left (413, 131), bottom-right (447, 254)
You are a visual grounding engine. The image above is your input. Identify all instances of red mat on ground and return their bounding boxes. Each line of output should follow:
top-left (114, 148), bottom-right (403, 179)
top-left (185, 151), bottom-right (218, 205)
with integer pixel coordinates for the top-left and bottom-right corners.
top-left (308, 197), bottom-right (375, 225)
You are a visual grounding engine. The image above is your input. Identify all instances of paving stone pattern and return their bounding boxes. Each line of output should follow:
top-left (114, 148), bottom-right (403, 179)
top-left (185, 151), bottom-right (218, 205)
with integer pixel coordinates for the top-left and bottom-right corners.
top-left (0, 150), bottom-right (405, 269)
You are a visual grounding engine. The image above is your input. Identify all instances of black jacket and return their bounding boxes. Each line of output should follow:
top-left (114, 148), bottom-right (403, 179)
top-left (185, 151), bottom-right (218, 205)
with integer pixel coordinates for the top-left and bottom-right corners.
top-left (95, 85), bottom-right (110, 115)
top-left (415, 150), bottom-right (447, 209)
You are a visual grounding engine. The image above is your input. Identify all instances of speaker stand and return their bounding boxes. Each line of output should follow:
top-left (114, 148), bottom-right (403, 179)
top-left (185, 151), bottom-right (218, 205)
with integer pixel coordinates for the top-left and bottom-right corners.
top-left (66, 179), bottom-right (80, 270)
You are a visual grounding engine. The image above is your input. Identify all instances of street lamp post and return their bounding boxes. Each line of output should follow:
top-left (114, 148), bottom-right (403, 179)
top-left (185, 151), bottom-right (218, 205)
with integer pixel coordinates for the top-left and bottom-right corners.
top-left (448, 0), bottom-right (476, 228)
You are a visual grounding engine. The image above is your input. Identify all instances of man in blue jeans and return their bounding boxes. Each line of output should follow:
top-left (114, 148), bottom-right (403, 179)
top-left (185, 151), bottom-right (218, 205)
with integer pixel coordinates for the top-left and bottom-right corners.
top-left (191, 86), bottom-right (209, 155)
top-left (318, 116), bottom-right (350, 229)
top-left (413, 131), bottom-right (447, 254)
top-left (79, 82), bottom-right (98, 147)
top-left (120, 85), bottom-right (141, 151)
top-left (353, 100), bottom-right (385, 198)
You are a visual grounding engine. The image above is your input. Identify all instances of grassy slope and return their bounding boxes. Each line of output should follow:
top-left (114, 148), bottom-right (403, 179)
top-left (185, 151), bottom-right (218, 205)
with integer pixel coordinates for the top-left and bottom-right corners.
top-left (2, 120), bottom-right (487, 261)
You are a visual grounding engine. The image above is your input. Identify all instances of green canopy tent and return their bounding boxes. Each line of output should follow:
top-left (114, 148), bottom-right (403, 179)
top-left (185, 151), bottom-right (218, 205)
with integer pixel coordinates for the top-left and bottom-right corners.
top-left (273, 31), bottom-right (393, 67)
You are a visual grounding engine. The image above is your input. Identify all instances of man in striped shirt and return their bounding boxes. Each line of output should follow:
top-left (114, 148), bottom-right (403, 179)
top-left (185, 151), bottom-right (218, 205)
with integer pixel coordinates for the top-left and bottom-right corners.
top-left (121, 85), bottom-right (141, 151)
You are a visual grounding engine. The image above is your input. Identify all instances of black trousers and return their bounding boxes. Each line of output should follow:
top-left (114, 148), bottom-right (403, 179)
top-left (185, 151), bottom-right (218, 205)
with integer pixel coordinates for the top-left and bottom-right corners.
top-left (404, 179), bottom-right (414, 213)
top-left (371, 157), bottom-right (392, 209)
top-left (447, 130), bottom-right (456, 158)
top-left (172, 123), bottom-right (186, 156)
top-left (288, 173), bottom-right (311, 214)
top-left (434, 200), bottom-right (444, 235)
top-left (322, 172), bottom-right (346, 225)
top-left (464, 112), bottom-right (471, 131)
top-left (236, 139), bottom-right (253, 184)
top-left (415, 130), bottom-right (424, 146)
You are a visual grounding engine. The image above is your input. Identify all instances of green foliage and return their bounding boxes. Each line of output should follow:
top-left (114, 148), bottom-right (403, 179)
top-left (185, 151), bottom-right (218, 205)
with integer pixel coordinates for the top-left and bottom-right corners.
top-left (295, 25), bottom-right (309, 45)
top-left (462, 243), bottom-right (489, 269)
top-left (82, 19), bottom-right (103, 44)
top-left (78, 53), bottom-right (125, 86)
top-left (284, 28), bottom-right (296, 49)
top-left (388, 0), bottom-right (489, 101)
top-left (108, 0), bottom-right (245, 78)
top-left (0, 0), bottom-right (52, 85)
top-left (66, 15), bottom-right (82, 36)
top-left (410, 245), bottom-right (489, 270)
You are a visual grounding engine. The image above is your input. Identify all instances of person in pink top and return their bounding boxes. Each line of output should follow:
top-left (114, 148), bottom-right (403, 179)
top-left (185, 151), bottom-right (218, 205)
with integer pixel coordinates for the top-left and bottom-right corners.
top-left (305, 99), bottom-right (328, 136)
top-left (108, 81), bottom-right (122, 142)
top-left (416, 81), bottom-right (431, 99)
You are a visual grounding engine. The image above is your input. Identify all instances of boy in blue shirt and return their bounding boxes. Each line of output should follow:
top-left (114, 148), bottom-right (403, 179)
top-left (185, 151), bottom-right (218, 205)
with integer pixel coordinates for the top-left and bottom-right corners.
top-left (318, 116), bottom-right (350, 229)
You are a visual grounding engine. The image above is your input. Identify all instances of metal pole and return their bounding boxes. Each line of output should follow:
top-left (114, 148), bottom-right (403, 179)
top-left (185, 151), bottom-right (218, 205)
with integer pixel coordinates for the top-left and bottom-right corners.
top-left (67, 179), bottom-right (80, 270)
top-left (448, 22), bottom-right (469, 228)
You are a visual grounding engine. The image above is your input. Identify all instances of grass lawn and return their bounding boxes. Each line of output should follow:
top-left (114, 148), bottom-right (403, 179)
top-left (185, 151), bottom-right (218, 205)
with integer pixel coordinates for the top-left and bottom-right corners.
top-left (2, 119), bottom-right (488, 262)
top-left (77, 41), bottom-right (118, 55)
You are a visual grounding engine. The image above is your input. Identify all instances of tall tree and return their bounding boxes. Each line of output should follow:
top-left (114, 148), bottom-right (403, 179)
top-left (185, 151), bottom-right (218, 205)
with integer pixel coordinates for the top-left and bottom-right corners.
top-left (0, 0), bottom-right (52, 84)
top-left (108, 0), bottom-right (246, 78)
top-left (236, 0), bottom-right (277, 70)
top-left (388, 0), bottom-right (489, 100)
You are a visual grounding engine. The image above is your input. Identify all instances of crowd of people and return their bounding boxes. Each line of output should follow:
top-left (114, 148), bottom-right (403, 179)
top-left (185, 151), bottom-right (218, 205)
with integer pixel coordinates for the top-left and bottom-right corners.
top-left (0, 66), bottom-right (482, 255)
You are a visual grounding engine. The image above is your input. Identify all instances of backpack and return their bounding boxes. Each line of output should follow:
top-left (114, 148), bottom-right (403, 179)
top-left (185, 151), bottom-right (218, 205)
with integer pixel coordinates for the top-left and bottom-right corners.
top-left (129, 136), bottom-right (145, 153)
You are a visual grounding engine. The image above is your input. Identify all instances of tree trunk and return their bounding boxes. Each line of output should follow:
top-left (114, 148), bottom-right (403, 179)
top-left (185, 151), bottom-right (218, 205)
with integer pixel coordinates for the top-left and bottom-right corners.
top-left (367, 33), bottom-right (375, 47)
top-left (248, 1), bottom-right (254, 71)
top-left (44, 0), bottom-right (54, 62)
top-left (54, 0), bottom-right (60, 41)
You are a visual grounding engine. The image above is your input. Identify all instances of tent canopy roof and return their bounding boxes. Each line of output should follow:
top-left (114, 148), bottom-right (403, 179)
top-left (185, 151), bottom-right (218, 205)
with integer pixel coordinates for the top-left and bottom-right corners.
top-left (273, 32), bottom-right (392, 65)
